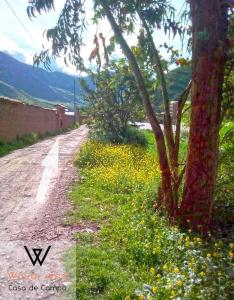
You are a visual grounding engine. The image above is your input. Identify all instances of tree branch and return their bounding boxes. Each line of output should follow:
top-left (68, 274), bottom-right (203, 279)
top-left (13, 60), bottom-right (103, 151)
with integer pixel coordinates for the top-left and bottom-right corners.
top-left (177, 164), bottom-right (186, 190)
top-left (137, 10), bottom-right (177, 176)
top-left (174, 81), bottom-right (191, 163)
top-left (99, 0), bottom-right (163, 139)
top-left (137, 13), bottom-right (174, 129)
top-left (100, 0), bottom-right (175, 215)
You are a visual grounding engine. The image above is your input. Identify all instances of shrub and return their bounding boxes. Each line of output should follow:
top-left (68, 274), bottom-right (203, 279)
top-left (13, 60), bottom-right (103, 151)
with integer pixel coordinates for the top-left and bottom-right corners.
top-left (80, 60), bottom-right (146, 143)
top-left (214, 121), bottom-right (234, 226)
top-left (91, 125), bottom-right (147, 145)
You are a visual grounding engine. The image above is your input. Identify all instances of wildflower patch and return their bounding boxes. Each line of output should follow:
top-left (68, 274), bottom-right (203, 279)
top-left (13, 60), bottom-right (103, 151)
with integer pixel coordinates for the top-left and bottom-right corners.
top-left (69, 137), bottom-right (233, 300)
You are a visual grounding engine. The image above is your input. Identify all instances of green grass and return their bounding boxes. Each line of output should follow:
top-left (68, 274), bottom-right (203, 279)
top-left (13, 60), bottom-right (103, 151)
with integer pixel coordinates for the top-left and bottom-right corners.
top-left (69, 132), bottom-right (233, 300)
top-left (154, 66), bottom-right (191, 108)
top-left (0, 123), bottom-right (79, 157)
top-left (0, 133), bottom-right (39, 156)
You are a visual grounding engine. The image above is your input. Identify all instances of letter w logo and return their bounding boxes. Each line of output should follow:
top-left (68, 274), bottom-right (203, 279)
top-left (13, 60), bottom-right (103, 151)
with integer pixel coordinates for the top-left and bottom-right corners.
top-left (24, 246), bottom-right (51, 266)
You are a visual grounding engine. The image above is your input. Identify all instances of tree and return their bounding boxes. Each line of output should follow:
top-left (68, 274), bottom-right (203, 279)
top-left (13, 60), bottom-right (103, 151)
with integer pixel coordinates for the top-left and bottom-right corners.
top-left (180, 0), bottom-right (230, 231)
top-left (27, 0), bottom-right (233, 232)
top-left (80, 59), bottom-right (145, 143)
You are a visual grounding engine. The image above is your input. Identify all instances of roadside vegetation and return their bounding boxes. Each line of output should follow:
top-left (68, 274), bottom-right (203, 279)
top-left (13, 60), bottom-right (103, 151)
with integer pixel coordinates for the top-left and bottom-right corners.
top-left (0, 123), bottom-right (79, 157)
top-left (69, 131), bottom-right (233, 299)
top-left (0, 132), bottom-right (39, 157)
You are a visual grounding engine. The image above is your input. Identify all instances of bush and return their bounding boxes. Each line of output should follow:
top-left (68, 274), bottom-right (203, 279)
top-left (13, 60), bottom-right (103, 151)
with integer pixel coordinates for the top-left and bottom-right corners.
top-left (0, 140), bottom-right (5, 147)
top-left (80, 60), bottom-right (146, 144)
top-left (0, 132), bottom-right (39, 157)
top-left (91, 125), bottom-right (148, 145)
top-left (214, 121), bottom-right (234, 227)
top-left (0, 123), bottom-right (79, 157)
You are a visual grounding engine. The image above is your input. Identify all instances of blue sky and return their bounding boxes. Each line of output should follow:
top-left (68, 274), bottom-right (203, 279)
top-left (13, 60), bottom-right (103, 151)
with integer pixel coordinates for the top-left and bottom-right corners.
top-left (0, 0), bottom-right (187, 74)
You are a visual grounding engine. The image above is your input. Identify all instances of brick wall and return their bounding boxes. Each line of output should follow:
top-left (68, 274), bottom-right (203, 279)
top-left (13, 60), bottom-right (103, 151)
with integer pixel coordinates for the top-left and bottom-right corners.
top-left (0, 97), bottom-right (75, 142)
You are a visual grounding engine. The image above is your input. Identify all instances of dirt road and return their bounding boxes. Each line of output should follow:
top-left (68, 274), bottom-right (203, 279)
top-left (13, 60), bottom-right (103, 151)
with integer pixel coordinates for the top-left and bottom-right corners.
top-left (0, 125), bottom-right (88, 300)
top-left (0, 125), bottom-right (88, 241)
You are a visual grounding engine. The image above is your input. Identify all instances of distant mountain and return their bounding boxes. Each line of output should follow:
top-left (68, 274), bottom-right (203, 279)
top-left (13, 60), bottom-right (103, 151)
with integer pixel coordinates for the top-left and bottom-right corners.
top-left (0, 51), bottom-right (85, 109)
top-left (4, 51), bottom-right (62, 72)
top-left (3, 51), bottom-right (27, 63)
top-left (0, 51), bottom-right (191, 110)
top-left (0, 80), bottom-right (64, 109)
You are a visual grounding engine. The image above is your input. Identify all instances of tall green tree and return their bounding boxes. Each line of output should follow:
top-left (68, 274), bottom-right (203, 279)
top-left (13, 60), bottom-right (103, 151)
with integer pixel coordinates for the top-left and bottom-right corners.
top-left (27, 0), bottom-right (233, 232)
top-left (80, 59), bottom-right (145, 142)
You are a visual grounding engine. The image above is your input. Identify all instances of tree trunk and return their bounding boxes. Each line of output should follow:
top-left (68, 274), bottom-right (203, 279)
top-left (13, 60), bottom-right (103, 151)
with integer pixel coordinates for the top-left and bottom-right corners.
top-left (100, 0), bottom-right (176, 217)
top-left (180, 0), bottom-right (228, 231)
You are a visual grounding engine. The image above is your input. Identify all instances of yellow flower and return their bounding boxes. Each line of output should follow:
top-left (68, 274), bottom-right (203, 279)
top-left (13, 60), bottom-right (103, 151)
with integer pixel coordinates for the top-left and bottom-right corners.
top-left (171, 290), bottom-right (176, 297)
top-left (188, 260), bottom-right (195, 268)
top-left (176, 279), bottom-right (183, 287)
top-left (156, 274), bottom-right (161, 278)
top-left (228, 251), bottom-right (234, 258)
top-left (163, 264), bottom-right (168, 271)
top-left (167, 283), bottom-right (172, 289)
top-left (124, 296), bottom-right (131, 300)
top-left (218, 272), bottom-right (222, 276)
top-left (150, 267), bottom-right (155, 275)
top-left (199, 271), bottom-right (205, 277)
top-left (147, 296), bottom-right (153, 300)
top-left (174, 267), bottom-right (180, 273)
top-left (193, 237), bottom-right (201, 243)
top-left (138, 295), bottom-right (144, 300)
top-left (207, 253), bottom-right (212, 257)
top-left (152, 286), bottom-right (157, 293)
top-left (213, 252), bottom-right (219, 257)
top-left (215, 241), bottom-right (223, 248)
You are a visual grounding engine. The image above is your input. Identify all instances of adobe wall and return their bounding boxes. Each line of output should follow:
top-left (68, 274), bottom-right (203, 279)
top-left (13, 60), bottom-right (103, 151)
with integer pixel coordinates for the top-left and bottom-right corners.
top-left (0, 97), bottom-right (74, 142)
top-left (63, 114), bottom-right (75, 128)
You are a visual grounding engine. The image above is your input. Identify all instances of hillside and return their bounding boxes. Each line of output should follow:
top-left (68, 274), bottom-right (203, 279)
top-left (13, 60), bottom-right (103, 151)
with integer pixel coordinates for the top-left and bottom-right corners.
top-left (0, 80), bottom-right (59, 108)
top-left (0, 51), bottom-right (191, 110)
top-left (0, 51), bottom-right (84, 108)
top-left (154, 65), bottom-right (191, 109)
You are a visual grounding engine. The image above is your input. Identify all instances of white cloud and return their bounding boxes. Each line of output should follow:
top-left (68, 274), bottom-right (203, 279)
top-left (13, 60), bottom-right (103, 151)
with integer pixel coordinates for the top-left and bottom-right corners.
top-left (0, 0), bottom-right (188, 75)
top-left (56, 57), bottom-right (78, 75)
top-left (0, 32), bottom-right (18, 52)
